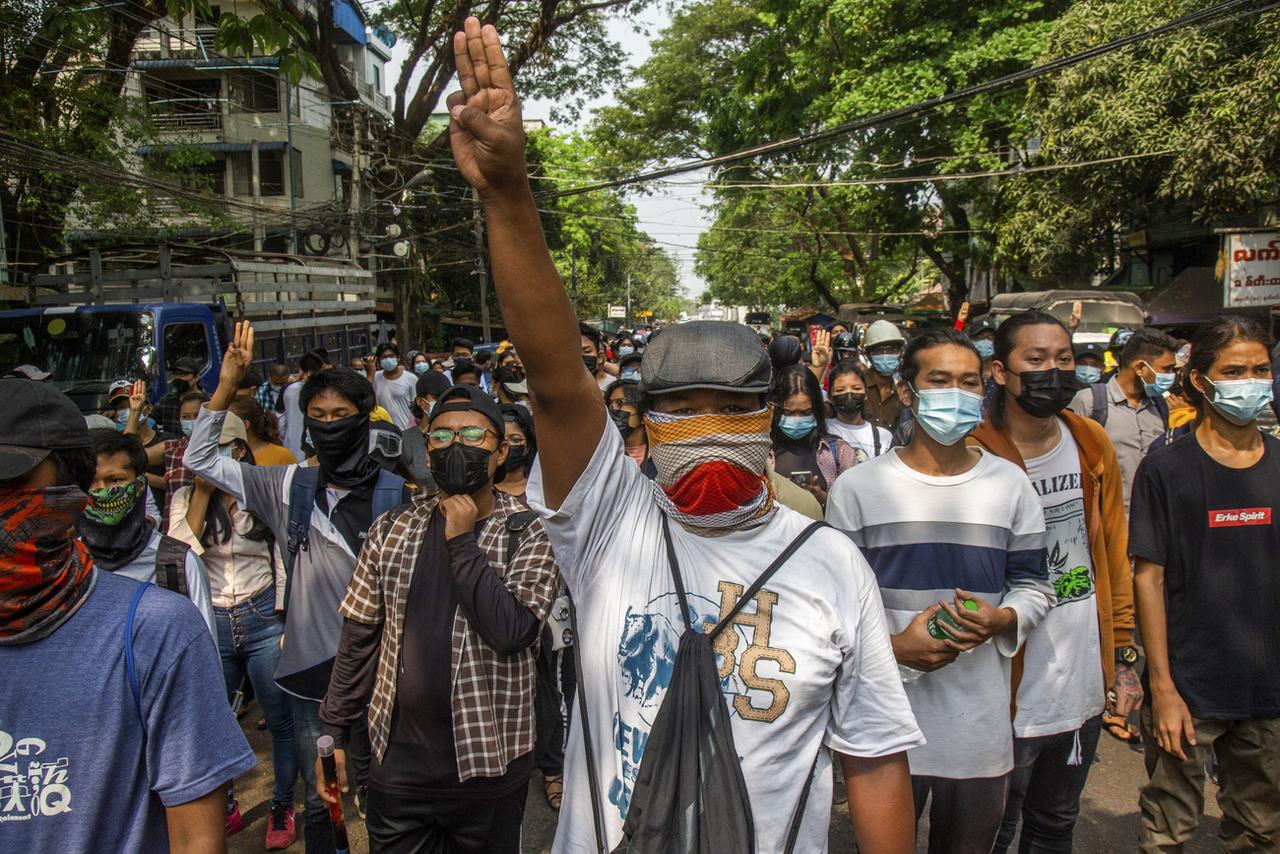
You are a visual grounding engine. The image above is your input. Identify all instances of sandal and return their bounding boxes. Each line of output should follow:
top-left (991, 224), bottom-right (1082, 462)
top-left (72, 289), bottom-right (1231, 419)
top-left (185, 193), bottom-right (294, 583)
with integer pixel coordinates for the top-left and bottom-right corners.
top-left (543, 774), bottom-right (563, 811)
top-left (1102, 712), bottom-right (1141, 745)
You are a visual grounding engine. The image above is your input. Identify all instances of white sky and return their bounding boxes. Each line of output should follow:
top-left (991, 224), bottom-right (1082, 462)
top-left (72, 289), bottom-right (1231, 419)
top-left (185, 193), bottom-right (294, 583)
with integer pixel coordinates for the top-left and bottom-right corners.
top-left (385, 7), bottom-right (712, 299)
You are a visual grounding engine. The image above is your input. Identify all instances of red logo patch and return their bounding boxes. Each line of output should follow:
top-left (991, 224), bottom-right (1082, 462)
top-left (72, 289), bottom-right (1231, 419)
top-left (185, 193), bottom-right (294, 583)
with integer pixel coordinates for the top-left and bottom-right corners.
top-left (1208, 507), bottom-right (1272, 528)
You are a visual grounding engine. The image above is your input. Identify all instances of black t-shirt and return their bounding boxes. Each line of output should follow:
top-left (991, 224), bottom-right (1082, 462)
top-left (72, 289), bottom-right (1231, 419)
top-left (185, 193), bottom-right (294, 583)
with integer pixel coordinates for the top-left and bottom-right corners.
top-left (371, 512), bottom-right (530, 796)
top-left (1129, 433), bottom-right (1280, 719)
top-left (773, 435), bottom-right (828, 492)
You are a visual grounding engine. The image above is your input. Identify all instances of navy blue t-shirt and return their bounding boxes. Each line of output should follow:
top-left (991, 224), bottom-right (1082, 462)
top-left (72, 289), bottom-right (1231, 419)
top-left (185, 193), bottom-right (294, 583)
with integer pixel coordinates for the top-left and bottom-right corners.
top-left (0, 570), bottom-right (256, 849)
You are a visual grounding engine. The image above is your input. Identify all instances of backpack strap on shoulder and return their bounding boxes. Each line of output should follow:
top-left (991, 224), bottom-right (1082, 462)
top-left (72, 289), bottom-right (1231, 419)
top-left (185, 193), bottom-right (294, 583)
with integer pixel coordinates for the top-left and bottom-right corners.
top-left (285, 465), bottom-right (322, 568)
top-left (124, 581), bottom-right (149, 725)
top-left (153, 535), bottom-right (190, 597)
top-left (710, 521), bottom-right (828, 640)
top-left (371, 468), bottom-right (408, 521)
top-left (568, 596), bottom-right (608, 854)
top-left (505, 509), bottom-right (538, 567)
top-left (1090, 382), bottom-right (1108, 426)
top-left (660, 514), bottom-right (695, 632)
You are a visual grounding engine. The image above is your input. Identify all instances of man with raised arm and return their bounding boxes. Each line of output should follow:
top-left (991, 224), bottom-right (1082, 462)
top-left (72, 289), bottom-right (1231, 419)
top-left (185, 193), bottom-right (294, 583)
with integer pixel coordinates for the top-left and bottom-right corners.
top-left (445, 19), bottom-right (921, 853)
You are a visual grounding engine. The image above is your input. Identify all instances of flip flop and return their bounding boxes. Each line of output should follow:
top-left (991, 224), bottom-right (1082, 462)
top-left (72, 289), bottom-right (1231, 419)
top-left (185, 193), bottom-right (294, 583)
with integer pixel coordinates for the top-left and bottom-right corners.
top-left (1102, 712), bottom-right (1141, 745)
top-left (543, 774), bottom-right (563, 811)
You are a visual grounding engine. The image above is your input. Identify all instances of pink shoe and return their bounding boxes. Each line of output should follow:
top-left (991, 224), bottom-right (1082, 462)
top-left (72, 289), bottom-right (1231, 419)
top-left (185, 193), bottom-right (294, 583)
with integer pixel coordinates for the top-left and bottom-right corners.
top-left (225, 799), bottom-right (245, 836)
top-left (265, 800), bottom-right (296, 850)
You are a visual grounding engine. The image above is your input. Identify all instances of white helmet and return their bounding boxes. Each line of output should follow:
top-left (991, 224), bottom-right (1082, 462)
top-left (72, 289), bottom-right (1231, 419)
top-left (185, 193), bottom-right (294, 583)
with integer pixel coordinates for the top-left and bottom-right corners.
top-left (863, 319), bottom-right (905, 349)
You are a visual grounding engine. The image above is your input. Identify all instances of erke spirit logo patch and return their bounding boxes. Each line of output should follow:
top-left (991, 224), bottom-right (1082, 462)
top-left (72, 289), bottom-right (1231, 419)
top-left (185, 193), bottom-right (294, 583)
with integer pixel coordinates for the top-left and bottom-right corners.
top-left (1208, 507), bottom-right (1272, 528)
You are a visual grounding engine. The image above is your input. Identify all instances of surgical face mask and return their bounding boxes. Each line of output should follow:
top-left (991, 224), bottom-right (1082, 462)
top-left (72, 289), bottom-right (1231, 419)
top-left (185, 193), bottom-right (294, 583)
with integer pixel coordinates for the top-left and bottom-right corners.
top-left (609, 407), bottom-right (637, 439)
top-left (414, 362), bottom-right (430, 375)
top-left (620, 368), bottom-right (641, 383)
top-left (912, 386), bottom-right (984, 446)
top-left (429, 442), bottom-right (493, 496)
top-left (974, 339), bottom-right (995, 360)
top-left (114, 410), bottom-right (131, 431)
top-left (618, 346), bottom-right (635, 357)
top-left (218, 445), bottom-right (236, 460)
top-left (380, 357), bottom-right (399, 373)
top-left (1202, 377), bottom-right (1274, 426)
top-left (1075, 365), bottom-right (1103, 386)
top-left (180, 418), bottom-right (195, 437)
top-left (504, 444), bottom-right (529, 471)
top-left (777, 414), bottom-right (817, 440)
top-left (170, 377), bottom-right (191, 394)
top-left (1141, 363), bottom-right (1176, 398)
top-left (583, 355), bottom-right (599, 374)
top-left (1009, 368), bottom-right (1081, 419)
top-left (870, 354), bottom-right (900, 376)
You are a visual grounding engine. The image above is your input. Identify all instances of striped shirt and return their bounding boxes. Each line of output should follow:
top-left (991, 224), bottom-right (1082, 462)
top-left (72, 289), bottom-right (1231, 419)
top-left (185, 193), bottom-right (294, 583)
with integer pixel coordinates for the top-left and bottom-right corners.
top-left (827, 448), bottom-right (1052, 778)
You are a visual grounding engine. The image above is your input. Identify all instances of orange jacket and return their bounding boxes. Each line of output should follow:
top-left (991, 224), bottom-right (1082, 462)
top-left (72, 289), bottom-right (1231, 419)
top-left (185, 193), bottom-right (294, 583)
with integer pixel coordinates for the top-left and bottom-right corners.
top-left (969, 409), bottom-right (1134, 705)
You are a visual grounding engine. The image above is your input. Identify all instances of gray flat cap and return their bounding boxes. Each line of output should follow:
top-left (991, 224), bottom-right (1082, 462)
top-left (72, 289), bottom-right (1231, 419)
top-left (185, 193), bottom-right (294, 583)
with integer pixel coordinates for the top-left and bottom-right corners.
top-left (638, 321), bottom-right (772, 396)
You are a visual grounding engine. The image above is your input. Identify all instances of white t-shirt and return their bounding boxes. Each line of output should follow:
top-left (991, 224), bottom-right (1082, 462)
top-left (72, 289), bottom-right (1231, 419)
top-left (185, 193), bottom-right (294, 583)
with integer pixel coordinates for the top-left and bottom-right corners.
top-left (373, 370), bottom-right (418, 429)
top-left (826, 448), bottom-right (1052, 779)
top-left (826, 419), bottom-right (892, 462)
top-left (1015, 422), bottom-right (1105, 737)
top-left (527, 425), bottom-right (923, 853)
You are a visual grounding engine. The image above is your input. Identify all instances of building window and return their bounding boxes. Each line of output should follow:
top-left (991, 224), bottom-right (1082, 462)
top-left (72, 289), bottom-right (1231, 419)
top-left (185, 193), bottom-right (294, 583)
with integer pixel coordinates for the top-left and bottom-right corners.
top-left (372, 64), bottom-right (381, 93)
top-left (230, 152), bottom-right (252, 196)
top-left (229, 71), bottom-right (280, 113)
top-left (291, 148), bottom-right (304, 199)
top-left (259, 150), bottom-right (285, 196)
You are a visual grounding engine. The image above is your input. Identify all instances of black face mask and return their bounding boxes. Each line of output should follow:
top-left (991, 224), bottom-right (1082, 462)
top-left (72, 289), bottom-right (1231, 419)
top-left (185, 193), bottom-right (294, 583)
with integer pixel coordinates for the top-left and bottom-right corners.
top-left (306, 414), bottom-right (381, 487)
top-left (609, 407), bottom-right (637, 439)
top-left (583, 355), bottom-right (599, 374)
top-left (493, 366), bottom-right (525, 386)
top-left (170, 377), bottom-right (191, 394)
top-left (831, 393), bottom-right (865, 418)
top-left (429, 443), bottom-right (494, 496)
top-left (1010, 369), bottom-right (1082, 418)
top-left (504, 445), bottom-right (529, 472)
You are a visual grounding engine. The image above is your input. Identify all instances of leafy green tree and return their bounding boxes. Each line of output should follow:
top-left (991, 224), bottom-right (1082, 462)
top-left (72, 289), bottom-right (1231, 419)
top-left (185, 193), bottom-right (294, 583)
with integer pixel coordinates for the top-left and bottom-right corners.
top-left (996, 0), bottom-right (1280, 280)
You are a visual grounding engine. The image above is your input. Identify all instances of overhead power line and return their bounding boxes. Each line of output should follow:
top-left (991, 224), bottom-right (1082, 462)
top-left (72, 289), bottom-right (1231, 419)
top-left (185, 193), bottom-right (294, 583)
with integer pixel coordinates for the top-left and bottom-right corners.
top-left (539, 0), bottom-right (1276, 200)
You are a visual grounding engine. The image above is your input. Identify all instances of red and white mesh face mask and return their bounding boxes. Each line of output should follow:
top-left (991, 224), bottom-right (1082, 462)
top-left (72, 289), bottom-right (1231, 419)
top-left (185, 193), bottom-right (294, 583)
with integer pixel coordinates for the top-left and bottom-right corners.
top-left (644, 407), bottom-right (776, 534)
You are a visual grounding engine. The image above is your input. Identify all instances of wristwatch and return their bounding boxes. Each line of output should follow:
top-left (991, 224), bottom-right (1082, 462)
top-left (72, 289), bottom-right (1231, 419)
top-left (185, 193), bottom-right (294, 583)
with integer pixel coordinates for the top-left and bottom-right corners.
top-left (1115, 646), bottom-right (1139, 666)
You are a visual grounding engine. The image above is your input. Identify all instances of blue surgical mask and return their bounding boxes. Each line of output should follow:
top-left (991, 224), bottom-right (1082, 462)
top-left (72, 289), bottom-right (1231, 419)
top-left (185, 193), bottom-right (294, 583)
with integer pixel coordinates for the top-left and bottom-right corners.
top-left (778, 414), bottom-right (817, 439)
top-left (380, 357), bottom-right (399, 373)
top-left (114, 410), bottom-right (131, 431)
top-left (1203, 377), bottom-right (1274, 426)
top-left (870, 354), bottom-right (900, 376)
top-left (621, 368), bottom-right (641, 383)
top-left (414, 362), bottom-right (429, 375)
top-left (618, 346), bottom-right (635, 357)
top-left (912, 387), bottom-right (984, 446)
top-left (973, 339), bottom-right (995, 360)
top-left (1142, 365), bottom-right (1176, 398)
top-left (1075, 365), bottom-right (1103, 386)
top-left (180, 419), bottom-right (195, 437)
top-left (218, 445), bottom-right (236, 460)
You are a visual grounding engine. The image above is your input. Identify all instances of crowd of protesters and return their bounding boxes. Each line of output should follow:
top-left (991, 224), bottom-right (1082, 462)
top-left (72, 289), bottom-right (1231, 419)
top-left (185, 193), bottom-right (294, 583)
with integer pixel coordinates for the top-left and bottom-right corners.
top-left (2, 19), bottom-right (1279, 854)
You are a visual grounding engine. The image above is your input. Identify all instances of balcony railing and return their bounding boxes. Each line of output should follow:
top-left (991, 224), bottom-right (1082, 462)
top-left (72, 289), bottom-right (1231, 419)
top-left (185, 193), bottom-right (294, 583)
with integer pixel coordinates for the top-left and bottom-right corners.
top-left (150, 110), bottom-right (223, 131)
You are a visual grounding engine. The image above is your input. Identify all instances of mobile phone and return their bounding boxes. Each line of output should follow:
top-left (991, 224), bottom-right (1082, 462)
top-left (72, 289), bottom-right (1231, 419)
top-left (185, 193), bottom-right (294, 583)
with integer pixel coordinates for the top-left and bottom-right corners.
top-left (789, 470), bottom-right (813, 485)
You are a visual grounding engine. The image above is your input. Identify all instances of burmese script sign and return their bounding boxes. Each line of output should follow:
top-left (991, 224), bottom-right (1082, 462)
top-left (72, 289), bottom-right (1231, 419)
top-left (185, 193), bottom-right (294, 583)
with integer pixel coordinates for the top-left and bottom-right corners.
top-left (1224, 230), bottom-right (1280, 307)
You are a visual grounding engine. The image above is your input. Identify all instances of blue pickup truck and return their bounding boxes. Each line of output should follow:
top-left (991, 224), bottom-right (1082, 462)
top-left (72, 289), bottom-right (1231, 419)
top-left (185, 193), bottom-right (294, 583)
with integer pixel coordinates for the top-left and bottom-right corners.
top-left (0, 245), bottom-right (377, 413)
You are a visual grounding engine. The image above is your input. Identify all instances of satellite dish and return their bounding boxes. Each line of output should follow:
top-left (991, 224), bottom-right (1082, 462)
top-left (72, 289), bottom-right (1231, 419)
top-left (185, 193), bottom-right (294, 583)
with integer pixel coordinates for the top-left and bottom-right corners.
top-left (386, 223), bottom-right (402, 238)
top-left (393, 241), bottom-right (410, 258)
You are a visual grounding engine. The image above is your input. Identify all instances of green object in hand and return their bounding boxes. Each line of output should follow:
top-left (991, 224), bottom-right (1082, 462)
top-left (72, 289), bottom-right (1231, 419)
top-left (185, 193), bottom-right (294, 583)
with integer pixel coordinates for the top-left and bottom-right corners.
top-left (927, 599), bottom-right (980, 640)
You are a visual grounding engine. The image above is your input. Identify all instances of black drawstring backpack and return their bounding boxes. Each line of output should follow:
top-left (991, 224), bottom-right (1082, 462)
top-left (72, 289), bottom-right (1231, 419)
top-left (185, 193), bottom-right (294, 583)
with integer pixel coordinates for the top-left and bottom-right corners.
top-left (573, 515), bottom-right (828, 854)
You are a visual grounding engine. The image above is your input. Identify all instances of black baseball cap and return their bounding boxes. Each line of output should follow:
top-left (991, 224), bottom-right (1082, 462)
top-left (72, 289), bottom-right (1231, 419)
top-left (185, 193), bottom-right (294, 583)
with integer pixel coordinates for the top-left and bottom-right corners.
top-left (173, 357), bottom-right (203, 376)
top-left (1075, 342), bottom-right (1107, 361)
top-left (429, 385), bottom-right (504, 437)
top-left (0, 379), bottom-right (92, 480)
top-left (640, 321), bottom-right (772, 396)
top-left (416, 371), bottom-right (452, 399)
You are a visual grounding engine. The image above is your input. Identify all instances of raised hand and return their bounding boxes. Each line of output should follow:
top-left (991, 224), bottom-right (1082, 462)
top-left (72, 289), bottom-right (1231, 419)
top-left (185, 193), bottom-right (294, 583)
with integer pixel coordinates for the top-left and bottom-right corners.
top-left (128, 379), bottom-right (147, 413)
top-left (811, 329), bottom-right (832, 369)
top-left (448, 19), bottom-right (528, 200)
top-left (210, 320), bottom-right (254, 412)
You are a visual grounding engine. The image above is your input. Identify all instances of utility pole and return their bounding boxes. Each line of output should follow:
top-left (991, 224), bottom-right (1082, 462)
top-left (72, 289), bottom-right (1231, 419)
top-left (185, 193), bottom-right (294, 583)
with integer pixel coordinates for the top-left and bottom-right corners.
top-left (473, 187), bottom-right (492, 342)
top-left (625, 272), bottom-right (632, 329)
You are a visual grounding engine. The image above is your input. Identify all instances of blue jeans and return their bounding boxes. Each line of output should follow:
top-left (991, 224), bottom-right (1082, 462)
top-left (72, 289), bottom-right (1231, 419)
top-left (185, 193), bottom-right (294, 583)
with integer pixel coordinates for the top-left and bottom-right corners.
top-left (994, 715), bottom-right (1103, 853)
top-left (215, 586), bottom-right (297, 806)
top-left (293, 697), bottom-right (338, 854)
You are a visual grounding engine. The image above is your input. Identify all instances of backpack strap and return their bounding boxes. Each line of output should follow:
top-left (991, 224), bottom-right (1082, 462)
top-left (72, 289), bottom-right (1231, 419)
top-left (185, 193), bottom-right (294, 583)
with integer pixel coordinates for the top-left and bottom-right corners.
top-left (153, 535), bottom-right (190, 597)
top-left (285, 465), bottom-right (322, 571)
top-left (568, 596), bottom-right (608, 854)
top-left (710, 521), bottom-right (828, 639)
top-left (124, 581), bottom-right (149, 725)
top-left (660, 515), bottom-right (695, 632)
top-left (1090, 382), bottom-right (1109, 426)
top-left (872, 423), bottom-right (882, 457)
top-left (1150, 392), bottom-right (1173, 445)
top-left (371, 468), bottom-right (407, 521)
top-left (783, 749), bottom-right (823, 853)
top-left (505, 509), bottom-right (538, 569)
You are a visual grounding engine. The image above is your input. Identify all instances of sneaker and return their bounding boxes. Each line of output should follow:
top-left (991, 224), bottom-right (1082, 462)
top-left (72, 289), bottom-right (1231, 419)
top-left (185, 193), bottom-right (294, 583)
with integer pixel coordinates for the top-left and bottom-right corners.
top-left (265, 801), bottom-right (296, 850)
top-left (225, 799), bottom-right (245, 837)
top-left (355, 785), bottom-right (368, 820)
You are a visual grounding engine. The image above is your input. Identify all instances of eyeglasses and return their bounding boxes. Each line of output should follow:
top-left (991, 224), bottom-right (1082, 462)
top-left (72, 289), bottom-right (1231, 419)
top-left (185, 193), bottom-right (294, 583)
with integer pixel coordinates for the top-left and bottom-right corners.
top-left (506, 436), bottom-right (527, 446)
top-left (428, 426), bottom-right (497, 448)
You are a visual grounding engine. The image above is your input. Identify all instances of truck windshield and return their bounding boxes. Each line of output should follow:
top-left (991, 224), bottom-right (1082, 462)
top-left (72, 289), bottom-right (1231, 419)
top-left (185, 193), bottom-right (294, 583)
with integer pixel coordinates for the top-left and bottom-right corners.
top-left (0, 312), bottom-right (146, 392)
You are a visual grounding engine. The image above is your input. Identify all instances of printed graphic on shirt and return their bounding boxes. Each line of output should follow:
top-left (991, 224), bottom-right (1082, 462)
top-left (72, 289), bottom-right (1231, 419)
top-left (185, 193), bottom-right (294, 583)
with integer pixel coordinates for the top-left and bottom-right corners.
top-left (0, 730), bottom-right (72, 824)
top-left (1030, 474), bottom-right (1092, 606)
top-left (1208, 507), bottom-right (1272, 528)
top-left (612, 583), bottom-right (793, 818)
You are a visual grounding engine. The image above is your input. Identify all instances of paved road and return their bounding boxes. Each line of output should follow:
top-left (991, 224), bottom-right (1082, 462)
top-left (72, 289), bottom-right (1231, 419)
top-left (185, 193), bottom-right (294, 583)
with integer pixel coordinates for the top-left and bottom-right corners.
top-left (229, 719), bottom-right (1222, 852)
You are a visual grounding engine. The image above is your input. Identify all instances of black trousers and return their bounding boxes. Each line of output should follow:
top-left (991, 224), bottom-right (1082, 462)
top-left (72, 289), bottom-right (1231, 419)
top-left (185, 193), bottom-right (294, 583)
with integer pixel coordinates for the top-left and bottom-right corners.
top-left (365, 781), bottom-right (529, 854)
top-left (913, 772), bottom-right (1012, 854)
top-left (534, 628), bottom-right (577, 776)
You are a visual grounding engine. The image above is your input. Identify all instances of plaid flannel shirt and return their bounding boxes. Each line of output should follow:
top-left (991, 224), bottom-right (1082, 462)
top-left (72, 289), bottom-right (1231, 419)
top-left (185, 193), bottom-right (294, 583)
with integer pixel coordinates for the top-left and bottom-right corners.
top-left (256, 380), bottom-right (284, 414)
top-left (340, 489), bottom-right (559, 781)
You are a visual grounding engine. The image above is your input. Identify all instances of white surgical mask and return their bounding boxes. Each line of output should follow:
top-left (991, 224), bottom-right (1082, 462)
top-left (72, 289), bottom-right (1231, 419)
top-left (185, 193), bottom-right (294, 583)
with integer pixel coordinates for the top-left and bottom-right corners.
top-left (911, 386), bottom-right (984, 446)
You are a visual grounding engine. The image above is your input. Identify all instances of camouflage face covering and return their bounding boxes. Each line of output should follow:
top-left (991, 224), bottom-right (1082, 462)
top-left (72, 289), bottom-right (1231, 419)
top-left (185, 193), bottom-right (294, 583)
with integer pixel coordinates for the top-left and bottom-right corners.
top-left (83, 477), bottom-right (146, 526)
